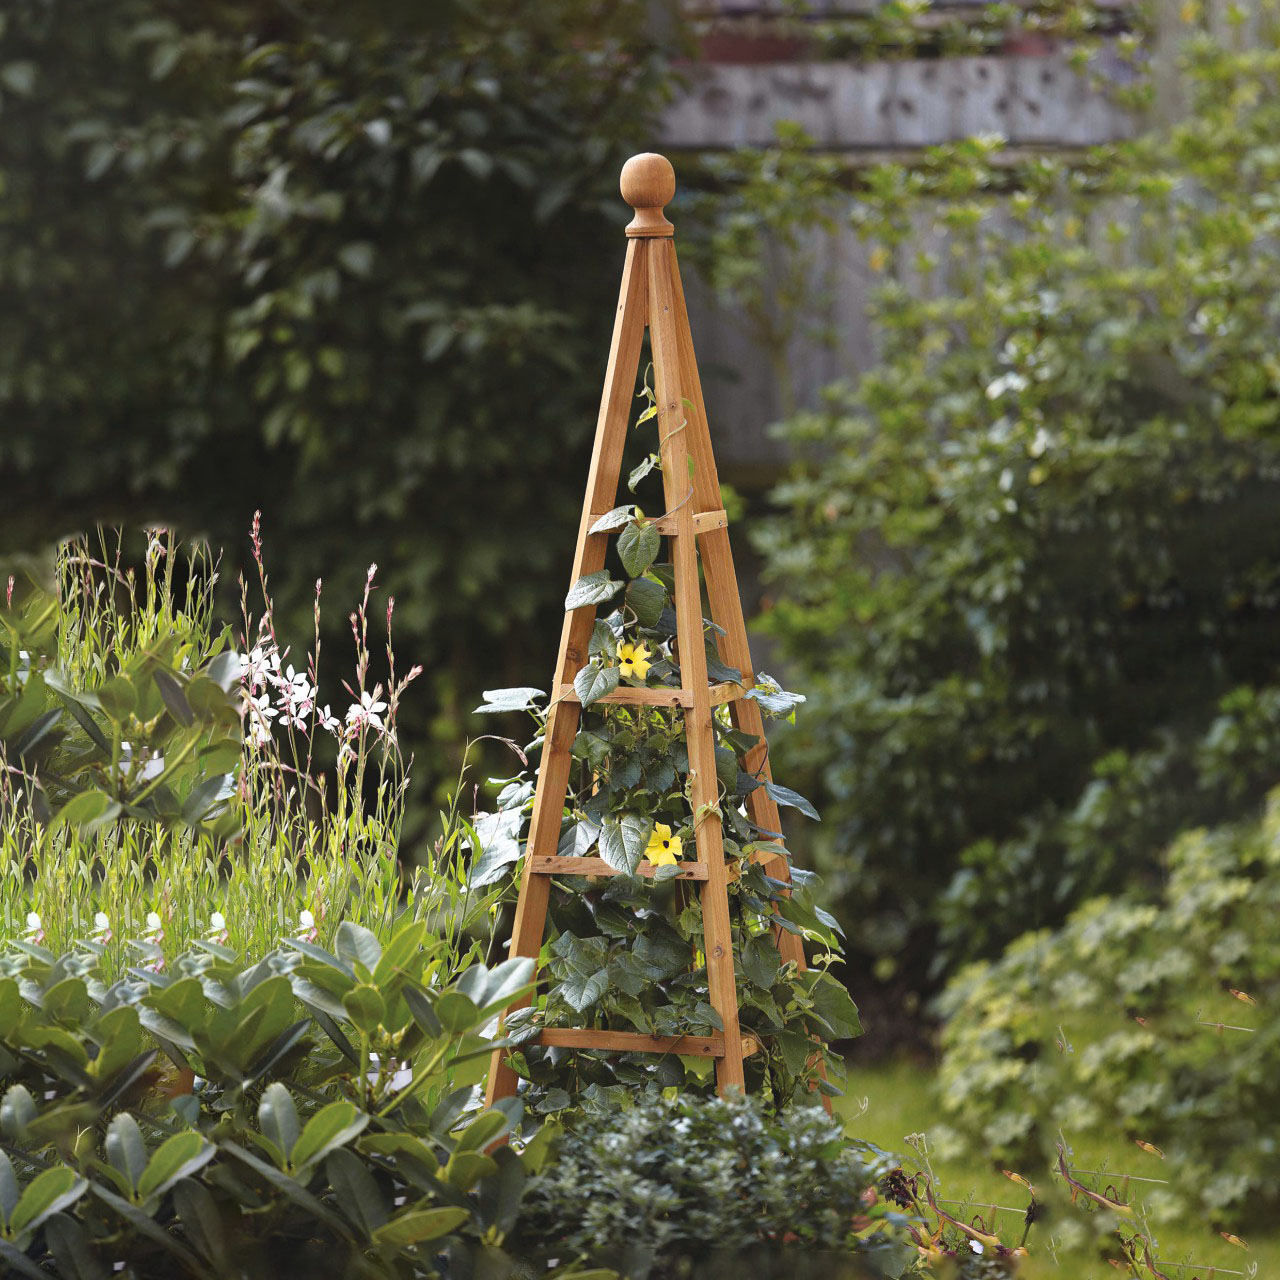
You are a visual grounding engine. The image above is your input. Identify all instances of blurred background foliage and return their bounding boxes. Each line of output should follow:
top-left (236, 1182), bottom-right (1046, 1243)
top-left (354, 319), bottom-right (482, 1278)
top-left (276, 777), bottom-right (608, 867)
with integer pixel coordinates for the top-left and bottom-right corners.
top-left (5, 0), bottom-right (1280, 1053)
top-left (740, 18), bottom-right (1280, 1034)
top-left (936, 787), bottom-right (1280, 1232)
top-left (0, 0), bottom-right (685, 816)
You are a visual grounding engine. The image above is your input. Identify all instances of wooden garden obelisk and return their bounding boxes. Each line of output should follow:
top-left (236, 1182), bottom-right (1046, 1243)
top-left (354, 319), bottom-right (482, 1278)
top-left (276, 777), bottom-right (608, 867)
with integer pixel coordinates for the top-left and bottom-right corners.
top-left (485, 154), bottom-right (815, 1105)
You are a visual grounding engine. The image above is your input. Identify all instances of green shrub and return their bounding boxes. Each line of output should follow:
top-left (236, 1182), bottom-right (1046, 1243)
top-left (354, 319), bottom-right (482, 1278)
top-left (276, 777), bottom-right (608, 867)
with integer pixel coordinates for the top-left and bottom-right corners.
top-left (936, 788), bottom-right (1280, 1231)
top-left (475, 391), bottom-right (860, 1110)
top-left (513, 1091), bottom-right (915, 1279)
top-left (740, 19), bottom-right (1280, 996)
top-left (0, 0), bottom-right (684, 790)
top-left (2, 526), bottom-right (508, 982)
top-left (0, 927), bottom-right (549, 1278)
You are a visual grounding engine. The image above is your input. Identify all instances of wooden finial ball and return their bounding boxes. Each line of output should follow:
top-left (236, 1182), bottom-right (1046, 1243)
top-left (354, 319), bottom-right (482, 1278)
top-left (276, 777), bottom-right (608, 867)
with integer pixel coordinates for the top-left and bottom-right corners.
top-left (620, 152), bottom-right (675, 238)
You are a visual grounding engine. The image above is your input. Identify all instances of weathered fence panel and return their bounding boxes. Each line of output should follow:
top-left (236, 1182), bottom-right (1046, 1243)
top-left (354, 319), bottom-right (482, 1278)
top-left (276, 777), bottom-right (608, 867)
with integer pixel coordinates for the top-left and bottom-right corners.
top-left (659, 2), bottom-right (1143, 475)
top-left (662, 53), bottom-right (1134, 152)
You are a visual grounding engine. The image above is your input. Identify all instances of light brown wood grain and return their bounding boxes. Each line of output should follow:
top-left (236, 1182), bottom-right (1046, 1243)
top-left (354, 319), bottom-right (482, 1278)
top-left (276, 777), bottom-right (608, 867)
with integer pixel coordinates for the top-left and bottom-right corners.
top-left (649, 234), bottom-right (746, 1095)
top-left (529, 855), bottom-right (710, 881)
top-left (554, 680), bottom-right (744, 708)
top-left (487, 155), bottom-right (822, 1110)
top-left (484, 236), bottom-right (648, 1107)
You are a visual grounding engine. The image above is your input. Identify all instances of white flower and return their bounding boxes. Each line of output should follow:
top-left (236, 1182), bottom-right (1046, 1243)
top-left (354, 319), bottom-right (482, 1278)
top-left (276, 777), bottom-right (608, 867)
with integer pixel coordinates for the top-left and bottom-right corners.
top-left (146, 911), bottom-right (163, 932)
top-left (240, 644), bottom-right (280, 692)
top-left (209, 912), bottom-right (226, 932)
top-left (346, 689), bottom-right (388, 731)
top-left (985, 371), bottom-right (1028, 400)
top-left (317, 704), bottom-right (340, 733)
top-left (284, 664), bottom-right (312, 693)
top-left (299, 909), bottom-right (314, 930)
top-left (249, 692), bottom-right (277, 721)
top-left (280, 703), bottom-right (310, 731)
top-left (969, 1241), bottom-right (984, 1255)
top-left (24, 911), bottom-right (41, 932)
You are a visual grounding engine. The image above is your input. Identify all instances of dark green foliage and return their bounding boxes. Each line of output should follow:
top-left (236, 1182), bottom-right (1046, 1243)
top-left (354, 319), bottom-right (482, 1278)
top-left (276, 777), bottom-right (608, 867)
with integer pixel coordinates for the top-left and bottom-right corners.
top-left (751, 29), bottom-right (1280, 992)
top-left (0, 538), bottom-right (240, 832)
top-left (479, 470), bottom-right (856, 1111)
top-left (0, 0), bottom-right (681, 780)
top-left (937, 787), bottom-right (1280, 1232)
top-left (0, 927), bottom-right (545, 1277)
top-left (512, 1091), bottom-right (915, 1278)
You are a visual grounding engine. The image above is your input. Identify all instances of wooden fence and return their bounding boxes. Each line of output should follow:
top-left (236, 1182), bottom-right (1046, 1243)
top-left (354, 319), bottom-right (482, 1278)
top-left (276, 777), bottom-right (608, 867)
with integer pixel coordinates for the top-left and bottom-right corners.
top-left (655, 1), bottom-right (1213, 476)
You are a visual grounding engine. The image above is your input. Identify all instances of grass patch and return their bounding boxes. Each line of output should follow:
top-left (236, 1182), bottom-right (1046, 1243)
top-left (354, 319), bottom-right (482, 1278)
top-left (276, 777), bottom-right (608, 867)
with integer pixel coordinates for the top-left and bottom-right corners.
top-left (839, 1057), bottom-right (1274, 1278)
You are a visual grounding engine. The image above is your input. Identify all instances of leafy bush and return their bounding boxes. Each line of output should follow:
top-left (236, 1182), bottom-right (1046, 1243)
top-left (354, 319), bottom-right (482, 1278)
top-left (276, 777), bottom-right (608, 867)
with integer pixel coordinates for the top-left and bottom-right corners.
top-left (0, 926), bottom-right (551, 1278)
top-left (1, 534), bottom-right (240, 833)
top-left (2, 524), bottom-right (508, 981)
top-left (475, 383), bottom-right (860, 1110)
top-left (513, 1091), bottom-right (913, 1278)
top-left (0, 0), bottom-right (683, 788)
top-left (936, 788), bottom-right (1280, 1232)
top-left (742, 21), bottom-right (1280, 996)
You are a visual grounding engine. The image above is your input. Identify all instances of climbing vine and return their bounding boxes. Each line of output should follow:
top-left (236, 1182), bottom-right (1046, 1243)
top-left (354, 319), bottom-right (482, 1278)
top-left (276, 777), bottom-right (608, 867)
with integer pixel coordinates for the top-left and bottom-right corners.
top-left (473, 381), bottom-right (859, 1113)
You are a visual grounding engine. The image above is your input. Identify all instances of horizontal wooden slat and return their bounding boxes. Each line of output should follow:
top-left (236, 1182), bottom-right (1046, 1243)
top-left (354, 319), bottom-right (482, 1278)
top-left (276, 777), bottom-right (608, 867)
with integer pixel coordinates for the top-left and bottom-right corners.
top-left (557, 680), bottom-right (746, 709)
top-left (653, 508), bottom-right (728, 536)
top-left (538, 1028), bottom-right (761, 1058)
top-left (709, 680), bottom-right (747, 706)
top-left (558, 682), bottom-right (691, 707)
top-left (586, 508), bottom-right (727, 538)
top-left (531, 855), bottom-right (710, 880)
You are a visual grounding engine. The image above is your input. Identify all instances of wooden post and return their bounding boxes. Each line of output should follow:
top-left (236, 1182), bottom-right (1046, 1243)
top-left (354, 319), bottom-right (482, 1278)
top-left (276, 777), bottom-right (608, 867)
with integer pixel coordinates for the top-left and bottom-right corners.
top-left (484, 153), bottom-right (822, 1109)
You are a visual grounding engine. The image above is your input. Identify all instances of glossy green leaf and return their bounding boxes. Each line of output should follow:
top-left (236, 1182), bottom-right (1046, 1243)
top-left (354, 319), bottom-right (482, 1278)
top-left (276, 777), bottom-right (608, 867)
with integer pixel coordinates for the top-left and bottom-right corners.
top-left (137, 1132), bottom-right (215, 1203)
top-left (334, 922), bottom-right (382, 973)
top-left (8, 1167), bottom-right (88, 1240)
top-left (371, 1206), bottom-right (469, 1248)
top-left (104, 1114), bottom-right (148, 1192)
top-left (325, 1147), bottom-right (388, 1239)
top-left (257, 1083), bottom-right (300, 1162)
top-left (290, 1101), bottom-right (369, 1171)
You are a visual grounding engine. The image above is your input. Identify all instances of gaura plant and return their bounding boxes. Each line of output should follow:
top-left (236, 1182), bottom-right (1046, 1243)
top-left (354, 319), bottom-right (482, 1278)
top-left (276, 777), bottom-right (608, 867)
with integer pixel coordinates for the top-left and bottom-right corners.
top-left (2, 522), bottom-right (504, 981)
top-left (0, 532), bottom-right (240, 836)
top-left (472, 378), bottom-right (861, 1114)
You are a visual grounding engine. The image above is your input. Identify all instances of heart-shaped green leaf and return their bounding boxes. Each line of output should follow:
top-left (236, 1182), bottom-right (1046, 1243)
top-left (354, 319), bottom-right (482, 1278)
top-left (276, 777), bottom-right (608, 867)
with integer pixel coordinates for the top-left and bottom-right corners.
top-left (564, 571), bottom-right (622, 611)
top-left (618, 520), bottom-right (660, 578)
top-left (573, 663), bottom-right (619, 708)
top-left (599, 813), bottom-right (649, 876)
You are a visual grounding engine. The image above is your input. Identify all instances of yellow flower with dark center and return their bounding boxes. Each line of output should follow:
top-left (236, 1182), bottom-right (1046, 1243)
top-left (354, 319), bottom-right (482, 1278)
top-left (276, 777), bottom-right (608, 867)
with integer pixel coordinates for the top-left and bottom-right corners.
top-left (645, 822), bottom-right (682, 866)
top-left (617, 640), bottom-right (652, 680)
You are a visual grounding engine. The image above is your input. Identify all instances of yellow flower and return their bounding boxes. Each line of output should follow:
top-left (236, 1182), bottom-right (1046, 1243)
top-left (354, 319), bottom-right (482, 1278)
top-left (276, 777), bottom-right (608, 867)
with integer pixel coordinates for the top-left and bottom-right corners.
top-left (645, 822), bottom-right (682, 866)
top-left (617, 640), bottom-right (652, 680)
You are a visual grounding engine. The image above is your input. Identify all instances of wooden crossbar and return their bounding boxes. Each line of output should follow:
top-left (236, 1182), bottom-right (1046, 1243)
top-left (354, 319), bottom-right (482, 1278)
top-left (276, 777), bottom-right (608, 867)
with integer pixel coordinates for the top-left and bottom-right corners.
top-left (554, 680), bottom-right (746, 709)
top-left (529, 855), bottom-right (710, 881)
top-left (585, 510), bottom-right (727, 537)
top-left (537, 1029), bottom-right (762, 1058)
top-left (484, 153), bottom-right (826, 1110)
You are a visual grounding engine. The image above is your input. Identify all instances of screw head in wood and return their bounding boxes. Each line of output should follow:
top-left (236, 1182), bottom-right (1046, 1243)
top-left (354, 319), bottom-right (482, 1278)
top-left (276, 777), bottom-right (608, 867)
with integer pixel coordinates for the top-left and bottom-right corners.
top-left (620, 152), bottom-right (675, 238)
